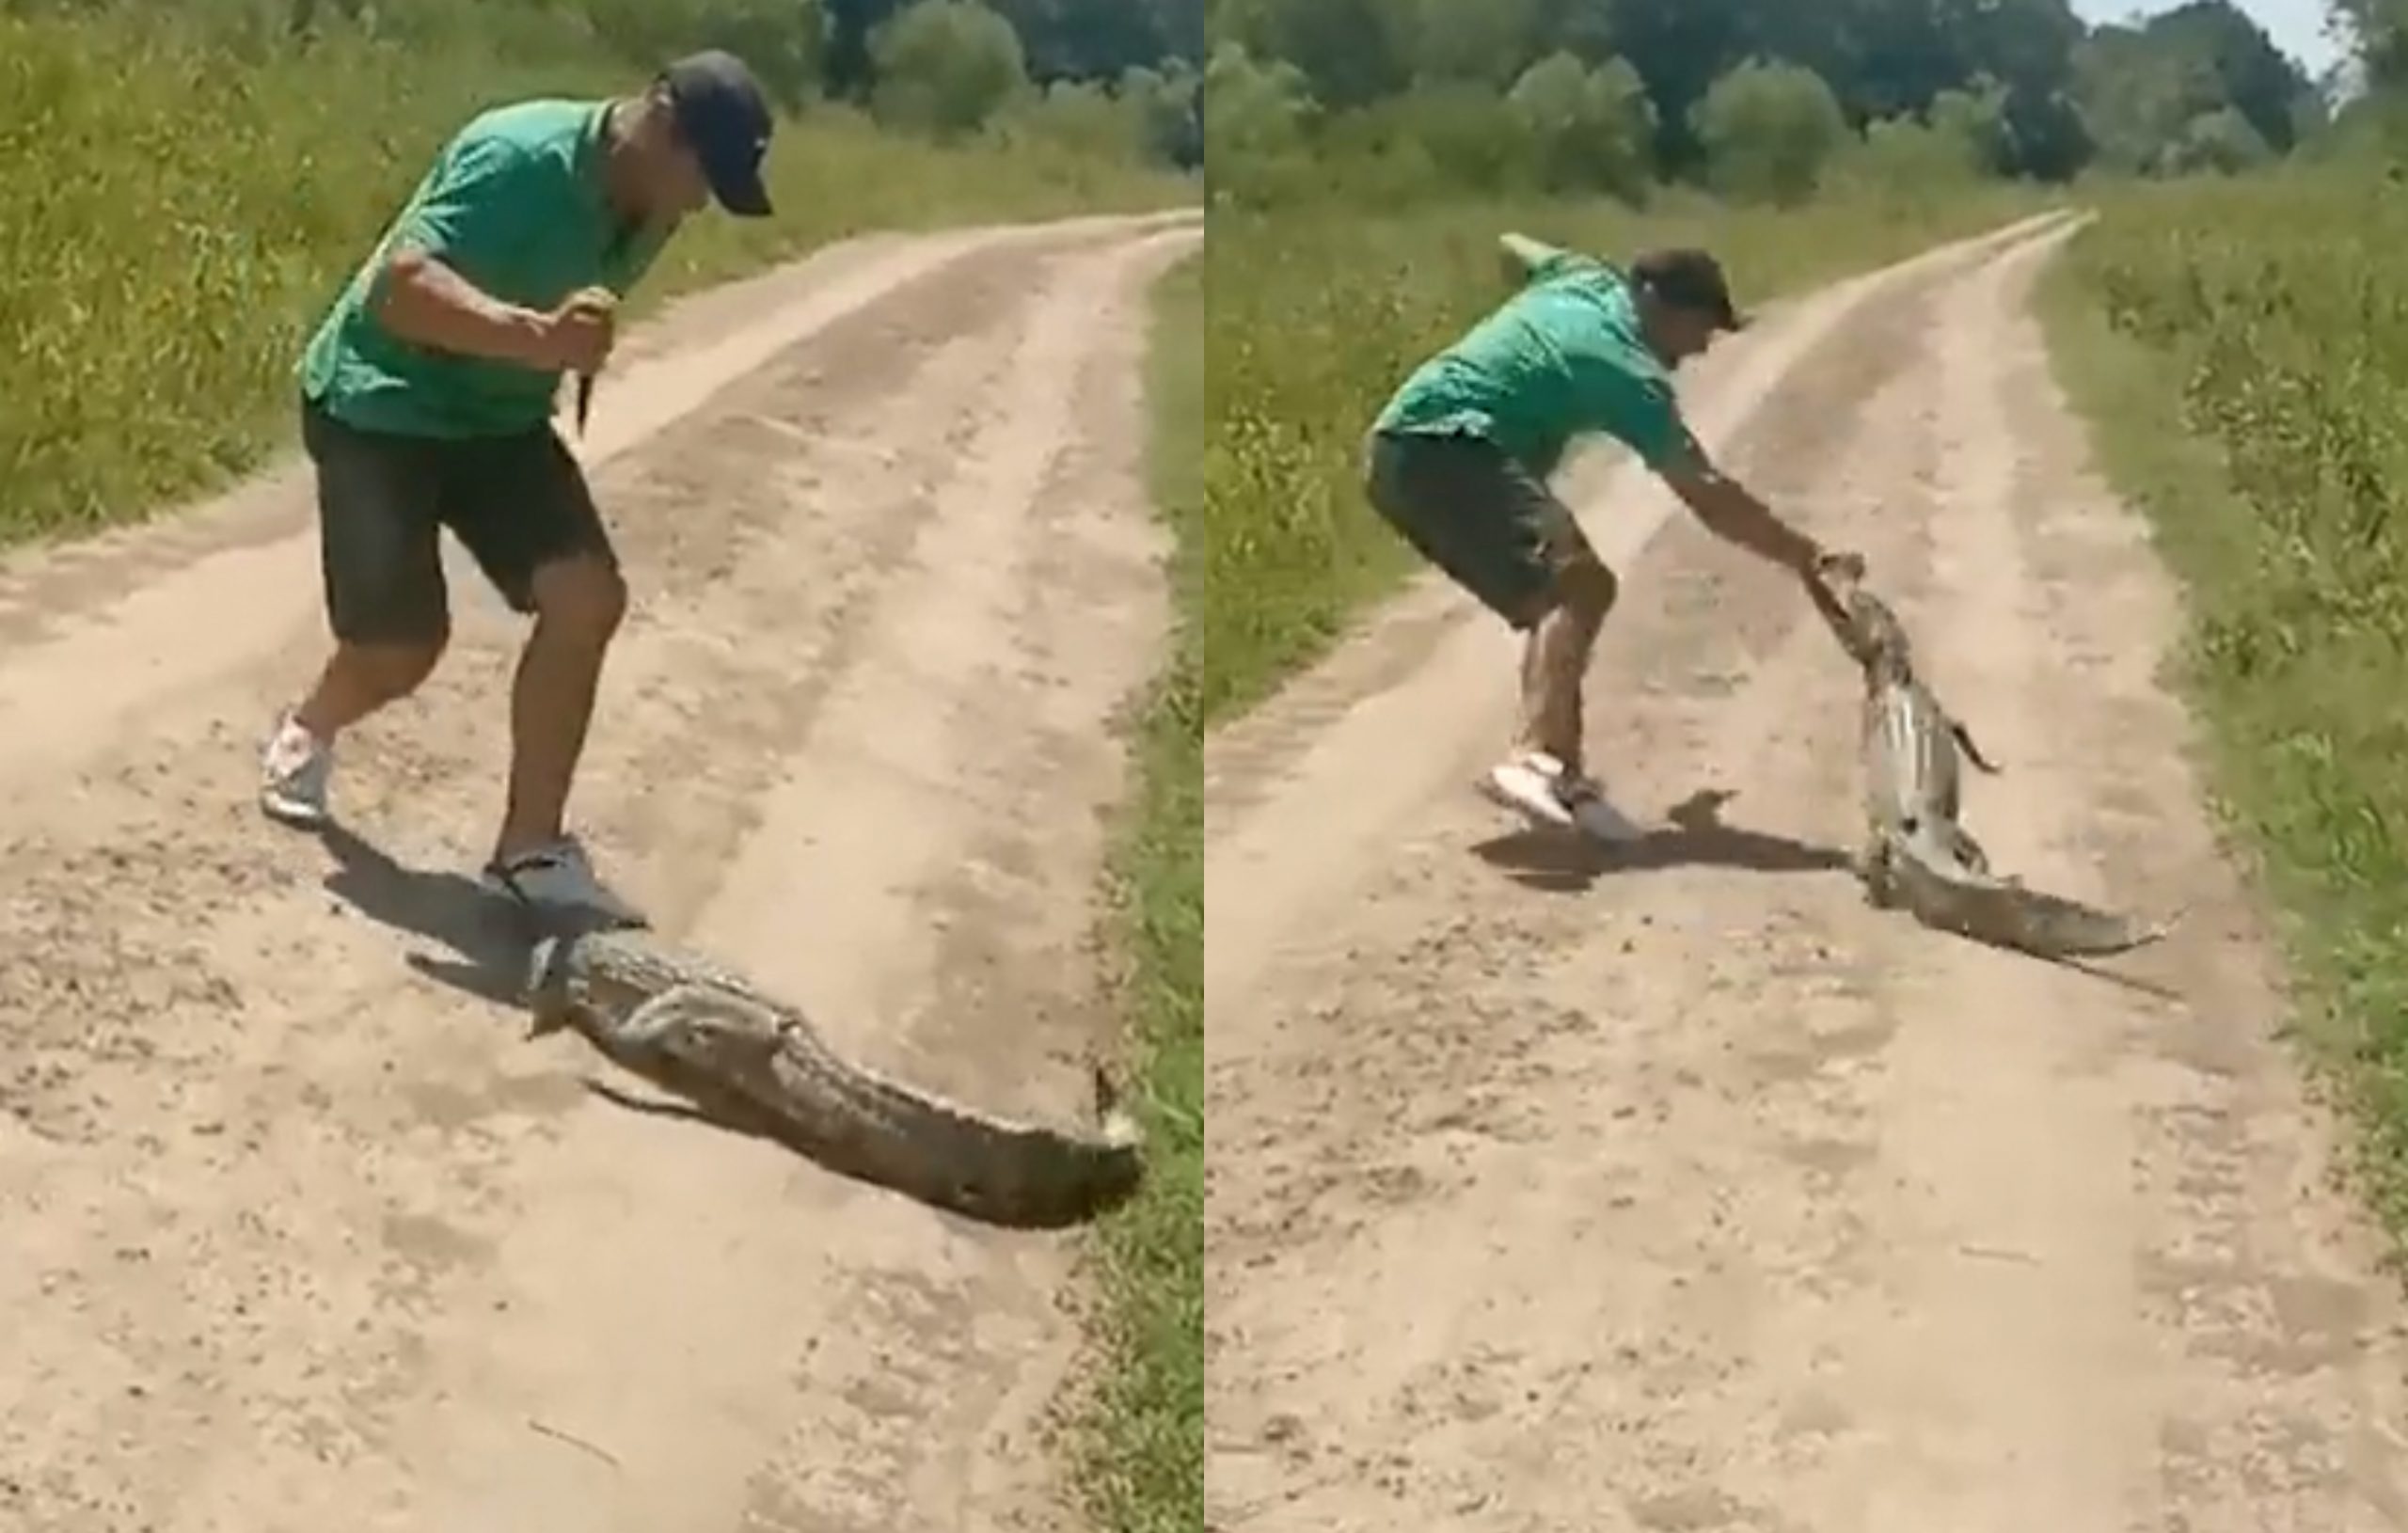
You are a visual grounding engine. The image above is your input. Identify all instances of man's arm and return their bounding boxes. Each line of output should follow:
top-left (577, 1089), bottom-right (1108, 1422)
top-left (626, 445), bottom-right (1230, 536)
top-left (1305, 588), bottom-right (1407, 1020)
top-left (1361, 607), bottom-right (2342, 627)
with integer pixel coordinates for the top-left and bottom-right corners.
top-left (1658, 445), bottom-right (1829, 575)
top-left (378, 251), bottom-right (562, 369)
top-left (1498, 230), bottom-right (1578, 288)
top-left (1661, 450), bottom-right (1867, 653)
top-left (368, 136), bottom-right (579, 371)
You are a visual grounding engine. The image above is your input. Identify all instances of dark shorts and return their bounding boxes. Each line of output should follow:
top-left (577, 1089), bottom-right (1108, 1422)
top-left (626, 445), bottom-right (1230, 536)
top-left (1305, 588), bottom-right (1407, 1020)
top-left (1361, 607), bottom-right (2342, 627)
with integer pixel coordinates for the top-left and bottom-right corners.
top-left (1362, 430), bottom-right (1601, 629)
top-left (300, 397), bottom-right (617, 645)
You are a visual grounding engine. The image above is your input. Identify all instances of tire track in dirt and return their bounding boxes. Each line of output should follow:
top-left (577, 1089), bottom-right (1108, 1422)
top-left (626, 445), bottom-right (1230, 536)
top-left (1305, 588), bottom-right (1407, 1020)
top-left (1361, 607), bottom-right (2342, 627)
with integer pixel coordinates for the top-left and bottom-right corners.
top-left (0, 211), bottom-right (1195, 1533)
top-left (1203, 222), bottom-right (2408, 1530)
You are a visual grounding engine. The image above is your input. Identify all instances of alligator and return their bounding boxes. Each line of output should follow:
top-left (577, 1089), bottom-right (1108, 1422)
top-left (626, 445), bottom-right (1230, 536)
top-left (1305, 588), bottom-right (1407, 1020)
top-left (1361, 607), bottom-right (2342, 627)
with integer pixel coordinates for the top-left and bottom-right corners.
top-left (1821, 559), bottom-right (2181, 961)
top-left (525, 926), bottom-right (1147, 1230)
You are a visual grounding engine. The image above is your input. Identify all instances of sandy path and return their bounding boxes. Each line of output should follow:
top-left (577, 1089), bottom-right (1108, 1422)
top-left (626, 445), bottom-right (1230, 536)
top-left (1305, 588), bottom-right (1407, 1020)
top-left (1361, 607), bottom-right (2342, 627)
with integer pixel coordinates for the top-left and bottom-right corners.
top-left (1204, 218), bottom-right (2408, 1529)
top-left (0, 208), bottom-right (1196, 1532)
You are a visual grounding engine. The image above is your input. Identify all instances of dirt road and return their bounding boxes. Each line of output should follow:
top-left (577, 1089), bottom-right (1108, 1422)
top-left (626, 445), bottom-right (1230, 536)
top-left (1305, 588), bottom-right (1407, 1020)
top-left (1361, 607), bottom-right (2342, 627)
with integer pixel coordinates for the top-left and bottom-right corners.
top-left (1204, 217), bottom-right (2408, 1529)
top-left (0, 208), bottom-right (1196, 1532)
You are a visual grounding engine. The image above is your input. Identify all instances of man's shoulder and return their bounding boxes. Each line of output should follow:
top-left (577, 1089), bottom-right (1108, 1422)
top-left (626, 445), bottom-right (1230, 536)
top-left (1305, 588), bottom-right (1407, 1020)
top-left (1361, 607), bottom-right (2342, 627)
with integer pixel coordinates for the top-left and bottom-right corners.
top-left (1523, 273), bottom-right (1661, 373)
top-left (440, 97), bottom-right (602, 174)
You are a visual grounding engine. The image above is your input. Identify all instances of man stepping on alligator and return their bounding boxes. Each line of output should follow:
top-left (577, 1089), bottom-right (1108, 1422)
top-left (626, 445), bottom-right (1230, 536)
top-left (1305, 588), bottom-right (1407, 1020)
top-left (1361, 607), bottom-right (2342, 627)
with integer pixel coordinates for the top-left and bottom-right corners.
top-left (257, 52), bottom-right (779, 930)
top-left (1363, 233), bottom-right (1862, 842)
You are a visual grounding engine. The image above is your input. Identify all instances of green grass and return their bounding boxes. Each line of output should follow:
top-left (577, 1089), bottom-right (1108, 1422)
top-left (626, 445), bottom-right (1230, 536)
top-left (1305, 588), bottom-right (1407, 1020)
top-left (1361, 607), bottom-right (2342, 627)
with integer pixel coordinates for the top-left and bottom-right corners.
top-left (1077, 253), bottom-right (1201, 1532)
top-left (2036, 164), bottom-right (2408, 1266)
top-left (0, 11), bottom-right (1186, 545)
top-left (1201, 182), bottom-right (2055, 723)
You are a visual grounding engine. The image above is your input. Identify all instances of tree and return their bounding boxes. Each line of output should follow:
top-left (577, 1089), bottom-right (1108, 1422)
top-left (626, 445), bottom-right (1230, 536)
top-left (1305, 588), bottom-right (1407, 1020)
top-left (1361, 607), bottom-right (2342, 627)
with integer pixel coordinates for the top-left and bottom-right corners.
top-left (1399, 0), bottom-right (1539, 88)
top-left (1208, 0), bottom-right (1415, 108)
top-left (582, 0), bottom-right (830, 106)
top-left (2071, 3), bottom-right (2307, 175)
top-left (1524, 0), bottom-right (1617, 66)
top-left (2140, 0), bottom-right (2312, 150)
top-left (2333, 0), bottom-right (2408, 88)
top-left (1123, 60), bottom-right (1203, 166)
top-left (1597, 0), bottom-right (1757, 170)
top-left (1927, 75), bottom-right (2010, 173)
top-left (826, 0), bottom-right (905, 95)
top-left (1692, 56), bottom-right (1849, 204)
top-left (987, 0), bottom-right (1195, 82)
top-left (1201, 37), bottom-right (1319, 195)
top-left (1507, 50), bottom-right (1655, 196)
top-left (868, 0), bottom-right (1028, 137)
top-left (2176, 103), bottom-right (2276, 171)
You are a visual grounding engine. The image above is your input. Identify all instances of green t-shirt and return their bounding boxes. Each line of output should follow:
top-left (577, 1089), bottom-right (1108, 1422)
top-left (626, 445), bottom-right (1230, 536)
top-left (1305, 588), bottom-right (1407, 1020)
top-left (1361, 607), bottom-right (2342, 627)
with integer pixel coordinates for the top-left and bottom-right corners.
top-left (299, 98), bottom-right (672, 439)
top-left (1371, 234), bottom-right (1699, 482)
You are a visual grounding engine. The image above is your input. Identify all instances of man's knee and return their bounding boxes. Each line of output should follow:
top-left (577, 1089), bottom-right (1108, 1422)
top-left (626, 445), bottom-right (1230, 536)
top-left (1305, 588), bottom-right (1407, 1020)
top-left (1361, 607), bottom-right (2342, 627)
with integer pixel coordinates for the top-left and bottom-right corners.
top-left (343, 633), bottom-right (447, 700)
top-left (1553, 554), bottom-right (1618, 617)
top-left (529, 554), bottom-right (626, 645)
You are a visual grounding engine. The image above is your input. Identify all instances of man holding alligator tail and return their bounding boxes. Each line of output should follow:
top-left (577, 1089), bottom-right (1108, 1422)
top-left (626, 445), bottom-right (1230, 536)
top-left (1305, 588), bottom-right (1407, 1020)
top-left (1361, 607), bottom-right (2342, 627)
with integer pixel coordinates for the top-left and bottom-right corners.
top-left (1364, 231), bottom-right (1863, 841)
top-left (257, 50), bottom-right (777, 928)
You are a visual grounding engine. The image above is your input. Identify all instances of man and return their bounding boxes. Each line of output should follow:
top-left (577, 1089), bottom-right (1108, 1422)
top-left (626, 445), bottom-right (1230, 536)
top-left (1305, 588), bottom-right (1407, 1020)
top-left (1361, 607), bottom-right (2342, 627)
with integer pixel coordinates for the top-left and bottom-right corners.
top-left (1363, 232), bottom-right (1861, 843)
top-left (257, 50), bottom-right (778, 926)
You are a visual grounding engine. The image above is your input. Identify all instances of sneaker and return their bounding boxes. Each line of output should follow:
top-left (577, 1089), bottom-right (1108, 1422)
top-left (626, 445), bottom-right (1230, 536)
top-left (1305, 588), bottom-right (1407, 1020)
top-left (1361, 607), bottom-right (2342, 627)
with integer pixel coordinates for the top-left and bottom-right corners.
top-left (481, 833), bottom-right (649, 930)
top-left (1481, 751), bottom-right (1650, 845)
top-left (259, 709), bottom-right (334, 828)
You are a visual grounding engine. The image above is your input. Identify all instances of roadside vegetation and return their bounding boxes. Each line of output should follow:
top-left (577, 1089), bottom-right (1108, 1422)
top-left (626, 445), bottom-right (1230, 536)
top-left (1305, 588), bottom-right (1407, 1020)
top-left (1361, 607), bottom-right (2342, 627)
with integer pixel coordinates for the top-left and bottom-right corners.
top-left (0, 0), bottom-right (1196, 544)
top-left (1078, 255), bottom-right (1202, 1533)
top-left (1201, 0), bottom-right (2330, 720)
top-left (2038, 96), bottom-right (2408, 1269)
top-left (4, 0), bottom-right (1203, 1520)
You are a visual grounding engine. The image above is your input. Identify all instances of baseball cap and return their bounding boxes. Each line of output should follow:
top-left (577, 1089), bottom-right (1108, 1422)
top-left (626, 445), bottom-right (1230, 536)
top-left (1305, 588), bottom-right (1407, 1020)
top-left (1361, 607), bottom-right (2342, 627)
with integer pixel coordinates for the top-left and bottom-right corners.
top-left (660, 50), bottom-right (775, 218)
top-left (1630, 247), bottom-right (1748, 332)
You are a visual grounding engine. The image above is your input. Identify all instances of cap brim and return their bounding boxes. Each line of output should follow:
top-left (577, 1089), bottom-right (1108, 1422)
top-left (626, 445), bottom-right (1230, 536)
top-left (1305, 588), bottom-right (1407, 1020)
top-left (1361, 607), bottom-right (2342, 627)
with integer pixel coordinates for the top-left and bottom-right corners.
top-left (698, 149), bottom-right (770, 217)
top-left (711, 166), bottom-right (773, 218)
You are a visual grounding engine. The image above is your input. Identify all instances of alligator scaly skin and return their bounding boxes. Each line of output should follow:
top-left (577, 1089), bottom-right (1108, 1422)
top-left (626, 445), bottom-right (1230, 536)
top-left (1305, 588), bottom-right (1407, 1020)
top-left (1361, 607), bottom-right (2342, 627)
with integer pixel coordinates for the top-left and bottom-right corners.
top-left (1830, 566), bottom-right (2179, 961)
top-left (526, 928), bottom-right (1146, 1230)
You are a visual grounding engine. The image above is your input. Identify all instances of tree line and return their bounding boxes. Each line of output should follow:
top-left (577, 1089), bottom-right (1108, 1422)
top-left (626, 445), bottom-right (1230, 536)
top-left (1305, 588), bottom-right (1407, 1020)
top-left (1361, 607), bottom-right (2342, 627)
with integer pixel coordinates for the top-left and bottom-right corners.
top-left (0, 0), bottom-right (1204, 166)
top-left (1206, 0), bottom-right (2331, 202)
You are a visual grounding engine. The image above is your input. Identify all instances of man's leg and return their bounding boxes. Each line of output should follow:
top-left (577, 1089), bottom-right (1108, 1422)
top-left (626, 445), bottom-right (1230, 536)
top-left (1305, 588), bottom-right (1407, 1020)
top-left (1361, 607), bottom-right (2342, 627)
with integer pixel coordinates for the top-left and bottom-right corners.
top-left (443, 426), bottom-right (640, 923)
top-left (1361, 431), bottom-right (1645, 841)
top-left (261, 403), bottom-right (453, 827)
top-left (1488, 475), bottom-right (1646, 841)
top-left (494, 550), bottom-right (626, 861)
top-left (1513, 545), bottom-right (1617, 776)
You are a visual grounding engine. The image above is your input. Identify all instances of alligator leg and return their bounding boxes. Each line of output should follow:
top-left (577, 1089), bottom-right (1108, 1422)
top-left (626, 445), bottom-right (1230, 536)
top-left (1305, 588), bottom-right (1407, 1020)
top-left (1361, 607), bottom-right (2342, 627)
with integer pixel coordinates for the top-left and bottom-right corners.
top-left (1943, 821), bottom-right (1992, 877)
top-left (1858, 830), bottom-right (1898, 908)
top-left (1950, 716), bottom-right (2004, 775)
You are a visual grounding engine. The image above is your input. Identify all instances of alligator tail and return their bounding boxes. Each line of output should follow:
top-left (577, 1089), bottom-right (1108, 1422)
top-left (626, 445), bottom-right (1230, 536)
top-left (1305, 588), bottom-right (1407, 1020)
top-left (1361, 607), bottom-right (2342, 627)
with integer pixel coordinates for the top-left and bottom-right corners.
top-left (1891, 832), bottom-right (2180, 960)
top-left (754, 1033), bottom-right (1147, 1231)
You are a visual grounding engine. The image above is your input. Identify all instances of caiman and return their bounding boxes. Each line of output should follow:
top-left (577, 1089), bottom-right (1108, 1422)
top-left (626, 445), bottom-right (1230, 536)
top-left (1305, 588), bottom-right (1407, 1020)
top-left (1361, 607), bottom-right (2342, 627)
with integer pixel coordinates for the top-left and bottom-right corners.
top-left (1818, 558), bottom-right (2181, 961)
top-left (525, 926), bottom-right (1146, 1230)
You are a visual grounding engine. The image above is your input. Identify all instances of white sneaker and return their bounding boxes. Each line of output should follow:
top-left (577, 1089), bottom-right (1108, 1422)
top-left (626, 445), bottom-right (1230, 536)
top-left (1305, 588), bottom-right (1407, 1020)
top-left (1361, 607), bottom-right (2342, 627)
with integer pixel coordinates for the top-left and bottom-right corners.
top-left (259, 710), bottom-right (333, 828)
top-left (482, 833), bottom-right (649, 930)
top-left (1481, 751), bottom-right (1650, 844)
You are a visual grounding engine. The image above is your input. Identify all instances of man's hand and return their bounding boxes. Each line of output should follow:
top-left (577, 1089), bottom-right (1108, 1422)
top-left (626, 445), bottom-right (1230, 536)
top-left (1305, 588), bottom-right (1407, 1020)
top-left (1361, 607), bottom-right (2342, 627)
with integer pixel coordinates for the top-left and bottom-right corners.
top-left (1499, 230), bottom-right (1570, 288)
top-left (1801, 549), bottom-right (1868, 659)
top-left (538, 287), bottom-right (618, 376)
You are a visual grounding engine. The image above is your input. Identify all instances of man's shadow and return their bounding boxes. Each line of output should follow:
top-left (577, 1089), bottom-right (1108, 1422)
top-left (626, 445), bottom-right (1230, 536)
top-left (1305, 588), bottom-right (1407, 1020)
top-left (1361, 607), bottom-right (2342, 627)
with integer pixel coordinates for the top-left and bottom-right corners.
top-left (1470, 787), bottom-right (1852, 893)
top-left (316, 821), bottom-right (538, 1010)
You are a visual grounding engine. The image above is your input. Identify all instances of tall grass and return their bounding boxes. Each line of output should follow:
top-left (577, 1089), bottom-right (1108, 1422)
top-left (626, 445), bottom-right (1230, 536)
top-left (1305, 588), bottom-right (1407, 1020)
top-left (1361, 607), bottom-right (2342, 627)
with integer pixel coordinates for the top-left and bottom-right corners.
top-left (1200, 182), bottom-right (2052, 722)
top-left (0, 10), bottom-right (1184, 544)
top-left (1078, 255), bottom-right (1201, 1533)
top-left (2040, 163), bottom-right (2408, 1256)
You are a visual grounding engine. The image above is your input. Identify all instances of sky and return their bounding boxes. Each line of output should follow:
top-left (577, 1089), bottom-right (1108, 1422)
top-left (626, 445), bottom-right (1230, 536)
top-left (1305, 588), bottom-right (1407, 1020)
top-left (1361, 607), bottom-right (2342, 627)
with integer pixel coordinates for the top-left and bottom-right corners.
top-left (2072, 0), bottom-right (2346, 76)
